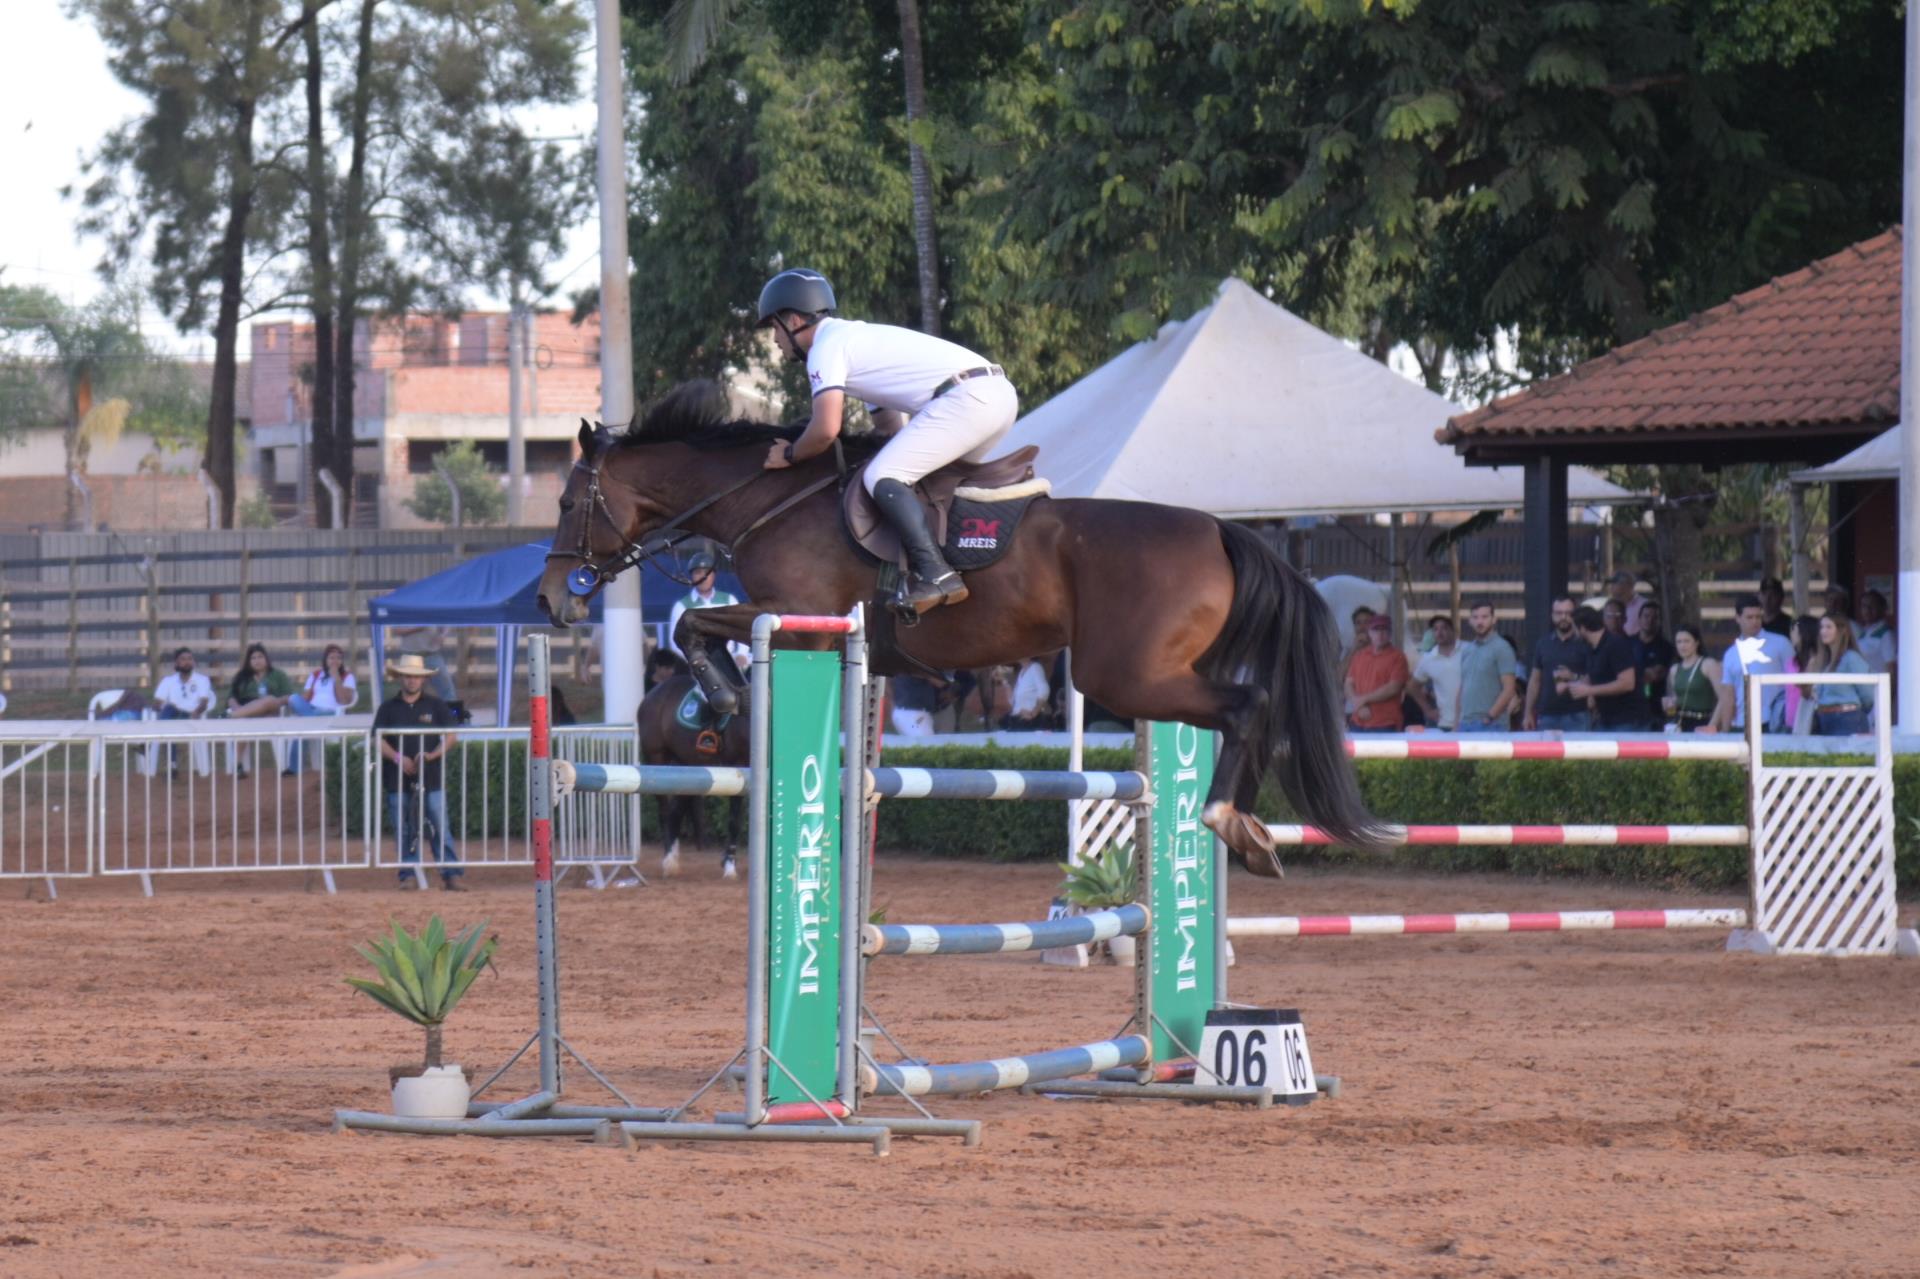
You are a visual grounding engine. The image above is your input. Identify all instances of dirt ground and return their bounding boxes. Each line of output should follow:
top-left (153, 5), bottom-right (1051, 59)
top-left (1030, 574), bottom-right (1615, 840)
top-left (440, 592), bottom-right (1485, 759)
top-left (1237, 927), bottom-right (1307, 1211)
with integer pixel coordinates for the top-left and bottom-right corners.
top-left (2, 856), bottom-right (1916, 1278)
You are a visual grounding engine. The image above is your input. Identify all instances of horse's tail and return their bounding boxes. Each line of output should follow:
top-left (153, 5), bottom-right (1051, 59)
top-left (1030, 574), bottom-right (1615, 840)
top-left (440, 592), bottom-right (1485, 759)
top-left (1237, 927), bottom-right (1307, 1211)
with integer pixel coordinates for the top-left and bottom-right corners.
top-left (1207, 520), bottom-right (1383, 850)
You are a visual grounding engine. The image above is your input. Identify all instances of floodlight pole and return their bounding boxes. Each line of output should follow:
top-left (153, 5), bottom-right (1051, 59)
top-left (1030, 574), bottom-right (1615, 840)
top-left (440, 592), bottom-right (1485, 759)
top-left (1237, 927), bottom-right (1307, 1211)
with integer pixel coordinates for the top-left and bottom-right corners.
top-left (594, 0), bottom-right (642, 726)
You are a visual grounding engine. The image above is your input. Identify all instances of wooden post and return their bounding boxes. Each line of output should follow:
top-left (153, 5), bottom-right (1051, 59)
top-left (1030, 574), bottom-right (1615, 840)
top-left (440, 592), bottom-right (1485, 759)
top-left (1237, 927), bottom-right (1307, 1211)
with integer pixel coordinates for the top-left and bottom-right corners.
top-left (1448, 540), bottom-right (1463, 626)
top-left (66, 556), bottom-right (78, 688)
top-left (238, 545), bottom-right (252, 656)
top-left (346, 544), bottom-right (361, 665)
top-left (146, 567), bottom-right (161, 687)
top-left (0, 573), bottom-right (11, 693)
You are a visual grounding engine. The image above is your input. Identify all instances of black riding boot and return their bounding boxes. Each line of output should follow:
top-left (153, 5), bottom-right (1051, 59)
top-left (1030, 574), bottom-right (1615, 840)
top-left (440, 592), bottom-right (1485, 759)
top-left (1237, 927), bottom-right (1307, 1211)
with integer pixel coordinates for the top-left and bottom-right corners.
top-left (871, 478), bottom-right (968, 615)
top-left (687, 638), bottom-right (742, 715)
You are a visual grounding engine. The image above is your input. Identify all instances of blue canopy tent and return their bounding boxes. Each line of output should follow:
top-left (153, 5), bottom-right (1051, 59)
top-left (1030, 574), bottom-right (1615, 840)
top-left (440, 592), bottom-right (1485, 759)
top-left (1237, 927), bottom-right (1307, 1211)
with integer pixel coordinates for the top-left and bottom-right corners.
top-left (368, 541), bottom-right (744, 721)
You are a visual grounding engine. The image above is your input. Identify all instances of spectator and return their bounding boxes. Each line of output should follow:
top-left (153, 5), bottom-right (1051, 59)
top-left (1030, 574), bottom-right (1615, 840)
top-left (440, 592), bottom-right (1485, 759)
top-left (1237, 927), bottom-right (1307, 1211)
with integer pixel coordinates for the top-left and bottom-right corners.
top-left (1456, 602), bottom-right (1518, 731)
top-left (1630, 601), bottom-right (1677, 729)
top-left (1784, 615), bottom-right (1822, 734)
top-left (1001, 657), bottom-right (1054, 731)
top-left (665, 551), bottom-right (747, 671)
top-left (1343, 606), bottom-right (1376, 671)
top-left (1605, 570), bottom-right (1647, 634)
top-left (288, 644), bottom-right (356, 715)
top-left (1345, 615), bottom-right (1409, 733)
top-left (1808, 614), bottom-right (1875, 736)
top-left (1709, 593), bottom-right (1795, 733)
top-left (889, 675), bottom-right (940, 737)
top-left (1564, 605), bottom-right (1640, 730)
top-left (1663, 624), bottom-right (1722, 733)
top-left (387, 624), bottom-right (459, 703)
top-left (646, 647), bottom-right (689, 688)
top-left (373, 653), bottom-right (464, 890)
top-left (1524, 595), bottom-right (1590, 732)
top-left (1824, 584), bottom-right (1853, 621)
top-left (151, 647), bottom-right (212, 722)
top-left (1855, 589), bottom-right (1896, 675)
top-left (226, 643), bottom-right (294, 718)
top-left (1758, 576), bottom-right (1793, 640)
top-left (282, 643), bottom-right (357, 774)
top-left (1411, 615), bottom-right (1463, 731)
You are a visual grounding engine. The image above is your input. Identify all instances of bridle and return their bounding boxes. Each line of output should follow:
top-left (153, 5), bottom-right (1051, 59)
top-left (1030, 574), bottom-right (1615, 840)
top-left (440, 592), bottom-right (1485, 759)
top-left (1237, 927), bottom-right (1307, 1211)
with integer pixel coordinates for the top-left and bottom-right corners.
top-left (545, 445), bottom-right (841, 599)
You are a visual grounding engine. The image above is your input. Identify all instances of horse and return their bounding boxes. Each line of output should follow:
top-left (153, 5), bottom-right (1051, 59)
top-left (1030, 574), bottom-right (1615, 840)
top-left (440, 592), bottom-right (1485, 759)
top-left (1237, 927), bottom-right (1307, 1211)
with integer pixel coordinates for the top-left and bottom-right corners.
top-left (536, 380), bottom-right (1382, 875)
top-left (638, 671), bottom-right (747, 879)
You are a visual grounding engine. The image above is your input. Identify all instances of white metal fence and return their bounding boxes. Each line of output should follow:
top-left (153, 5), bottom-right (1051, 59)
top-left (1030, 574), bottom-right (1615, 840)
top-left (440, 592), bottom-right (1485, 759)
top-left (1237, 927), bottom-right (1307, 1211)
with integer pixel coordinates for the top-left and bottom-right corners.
top-left (0, 718), bottom-right (638, 893)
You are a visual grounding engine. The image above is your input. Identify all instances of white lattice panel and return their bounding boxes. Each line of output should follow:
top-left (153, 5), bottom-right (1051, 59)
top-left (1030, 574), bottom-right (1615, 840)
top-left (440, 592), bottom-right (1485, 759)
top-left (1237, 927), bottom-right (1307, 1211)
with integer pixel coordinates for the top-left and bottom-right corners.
top-left (1751, 766), bottom-right (1898, 956)
top-left (1074, 797), bottom-right (1137, 860)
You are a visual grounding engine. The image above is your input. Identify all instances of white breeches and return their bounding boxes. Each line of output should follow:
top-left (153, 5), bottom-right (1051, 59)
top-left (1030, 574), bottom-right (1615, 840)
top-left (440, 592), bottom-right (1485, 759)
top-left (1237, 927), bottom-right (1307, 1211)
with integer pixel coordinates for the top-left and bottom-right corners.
top-left (862, 376), bottom-right (1019, 493)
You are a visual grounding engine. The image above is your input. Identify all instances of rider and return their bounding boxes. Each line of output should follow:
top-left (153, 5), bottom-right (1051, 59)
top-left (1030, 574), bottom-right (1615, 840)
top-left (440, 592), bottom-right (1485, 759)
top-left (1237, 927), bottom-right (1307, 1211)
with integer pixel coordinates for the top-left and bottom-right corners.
top-left (757, 268), bottom-right (1020, 614)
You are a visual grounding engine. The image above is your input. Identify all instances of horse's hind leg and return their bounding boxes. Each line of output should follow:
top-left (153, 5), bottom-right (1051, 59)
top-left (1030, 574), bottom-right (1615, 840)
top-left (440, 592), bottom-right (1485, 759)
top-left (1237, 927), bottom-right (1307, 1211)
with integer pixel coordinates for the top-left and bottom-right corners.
top-left (661, 795), bottom-right (685, 877)
top-left (721, 795), bottom-right (742, 880)
top-left (1102, 671), bottom-right (1282, 877)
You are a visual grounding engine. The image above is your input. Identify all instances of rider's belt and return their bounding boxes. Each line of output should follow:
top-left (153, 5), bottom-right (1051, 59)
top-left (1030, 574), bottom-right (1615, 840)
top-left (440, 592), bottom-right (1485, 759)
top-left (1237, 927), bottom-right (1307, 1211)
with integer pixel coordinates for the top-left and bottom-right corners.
top-left (931, 365), bottom-right (1005, 399)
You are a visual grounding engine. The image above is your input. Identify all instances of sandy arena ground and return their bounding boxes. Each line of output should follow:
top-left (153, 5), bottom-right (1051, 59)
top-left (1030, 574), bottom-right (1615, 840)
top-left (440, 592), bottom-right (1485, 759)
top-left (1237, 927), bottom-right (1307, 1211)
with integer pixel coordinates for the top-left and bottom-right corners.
top-left (2, 856), bottom-right (1917, 1278)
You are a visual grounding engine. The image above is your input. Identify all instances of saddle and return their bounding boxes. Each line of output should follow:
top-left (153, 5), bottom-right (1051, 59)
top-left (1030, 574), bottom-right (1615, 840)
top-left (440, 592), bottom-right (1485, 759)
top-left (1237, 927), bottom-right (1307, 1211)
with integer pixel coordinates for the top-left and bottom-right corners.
top-left (841, 445), bottom-right (1050, 573)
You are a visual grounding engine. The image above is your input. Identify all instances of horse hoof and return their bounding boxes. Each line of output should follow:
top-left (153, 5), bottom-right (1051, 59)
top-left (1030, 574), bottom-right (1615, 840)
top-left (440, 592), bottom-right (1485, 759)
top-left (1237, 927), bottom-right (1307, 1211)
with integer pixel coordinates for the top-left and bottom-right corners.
top-left (1203, 802), bottom-right (1285, 879)
top-left (662, 846), bottom-right (681, 877)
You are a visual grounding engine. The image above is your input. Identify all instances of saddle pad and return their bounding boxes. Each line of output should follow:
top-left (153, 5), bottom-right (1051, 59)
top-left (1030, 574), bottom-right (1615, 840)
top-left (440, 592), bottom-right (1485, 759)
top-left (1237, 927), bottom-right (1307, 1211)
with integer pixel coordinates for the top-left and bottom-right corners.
top-left (841, 445), bottom-right (1042, 567)
top-left (944, 484), bottom-right (1048, 572)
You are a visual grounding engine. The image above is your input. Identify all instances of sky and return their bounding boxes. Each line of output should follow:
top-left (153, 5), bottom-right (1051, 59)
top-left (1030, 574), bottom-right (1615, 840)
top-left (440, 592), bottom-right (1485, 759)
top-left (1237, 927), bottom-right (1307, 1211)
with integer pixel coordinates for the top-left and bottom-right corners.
top-left (0, 1), bottom-right (601, 359)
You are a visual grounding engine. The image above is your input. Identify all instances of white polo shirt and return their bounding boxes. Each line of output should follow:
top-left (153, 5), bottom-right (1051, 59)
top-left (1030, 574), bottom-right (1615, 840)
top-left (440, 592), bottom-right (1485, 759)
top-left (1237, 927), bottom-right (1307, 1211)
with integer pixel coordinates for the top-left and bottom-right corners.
top-left (154, 670), bottom-right (213, 715)
top-left (806, 318), bottom-right (991, 416)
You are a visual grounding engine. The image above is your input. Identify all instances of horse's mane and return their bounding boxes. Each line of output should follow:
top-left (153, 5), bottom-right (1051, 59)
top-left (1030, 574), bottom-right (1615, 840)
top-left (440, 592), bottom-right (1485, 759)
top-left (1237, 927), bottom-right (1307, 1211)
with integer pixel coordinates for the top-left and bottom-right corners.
top-left (613, 379), bottom-right (883, 459)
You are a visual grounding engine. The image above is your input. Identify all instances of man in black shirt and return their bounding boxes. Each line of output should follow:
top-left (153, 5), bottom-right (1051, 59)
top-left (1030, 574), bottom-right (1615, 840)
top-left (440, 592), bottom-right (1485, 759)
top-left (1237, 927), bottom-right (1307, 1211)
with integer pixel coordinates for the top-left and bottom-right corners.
top-left (1524, 595), bottom-right (1591, 731)
top-left (1566, 605), bottom-right (1641, 730)
top-left (1759, 576), bottom-right (1794, 640)
top-left (373, 654), bottom-right (464, 889)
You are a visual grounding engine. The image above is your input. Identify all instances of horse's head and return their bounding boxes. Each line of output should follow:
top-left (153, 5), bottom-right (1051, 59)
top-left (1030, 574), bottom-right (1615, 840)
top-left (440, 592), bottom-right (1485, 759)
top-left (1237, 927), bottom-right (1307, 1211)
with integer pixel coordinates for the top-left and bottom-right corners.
top-left (537, 419), bottom-right (657, 627)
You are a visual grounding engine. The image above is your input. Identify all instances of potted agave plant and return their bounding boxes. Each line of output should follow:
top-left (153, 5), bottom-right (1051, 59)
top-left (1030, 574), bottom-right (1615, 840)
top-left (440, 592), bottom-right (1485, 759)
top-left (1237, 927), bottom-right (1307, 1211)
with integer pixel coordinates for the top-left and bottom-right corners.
top-left (1056, 845), bottom-right (1140, 965)
top-left (346, 916), bottom-right (498, 1119)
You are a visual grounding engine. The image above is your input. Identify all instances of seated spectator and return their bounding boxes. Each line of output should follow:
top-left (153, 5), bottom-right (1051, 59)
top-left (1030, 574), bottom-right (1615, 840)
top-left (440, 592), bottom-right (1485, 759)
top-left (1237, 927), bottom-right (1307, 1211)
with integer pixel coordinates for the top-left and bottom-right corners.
top-left (1411, 615), bottom-right (1463, 731)
top-left (889, 675), bottom-right (940, 737)
top-left (1455, 602), bottom-right (1518, 731)
top-left (1000, 657), bottom-right (1053, 731)
top-left (1759, 576), bottom-right (1794, 639)
top-left (1855, 589), bottom-right (1896, 675)
top-left (1345, 615), bottom-right (1409, 733)
top-left (227, 644), bottom-right (294, 718)
top-left (289, 644), bottom-right (357, 716)
top-left (151, 647), bottom-right (213, 722)
top-left (1709, 594), bottom-right (1795, 733)
top-left (1808, 614), bottom-right (1875, 736)
top-left (1524, 595), bottom-right (1590, 732)
top-left (1663, 624), bottom-right (1721, 733)
top-left (1564, 605), bottom-right (1639, 730)
top-left (1343, 606), bottom-right (1376, 671)
top-left (282, 644), bottom-right (356, 774)
top-left (1630, 601), bottom-right (1677, 729)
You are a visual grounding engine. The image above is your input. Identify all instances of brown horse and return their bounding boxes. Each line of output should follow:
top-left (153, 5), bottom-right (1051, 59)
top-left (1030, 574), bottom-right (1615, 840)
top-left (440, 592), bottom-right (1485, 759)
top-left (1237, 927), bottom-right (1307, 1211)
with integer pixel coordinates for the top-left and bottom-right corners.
top-left (638, 671), bottom-right (747, 879)
top-left (536, 381), bottom-right (1380, 874)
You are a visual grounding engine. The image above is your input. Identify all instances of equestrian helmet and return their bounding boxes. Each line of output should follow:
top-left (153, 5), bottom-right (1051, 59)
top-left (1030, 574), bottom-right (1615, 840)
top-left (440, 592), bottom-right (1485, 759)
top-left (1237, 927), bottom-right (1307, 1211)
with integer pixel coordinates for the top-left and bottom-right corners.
top-left (687, 550), bottom-right (717, 577)
top-left (756, 269), bottom-right (836, 325)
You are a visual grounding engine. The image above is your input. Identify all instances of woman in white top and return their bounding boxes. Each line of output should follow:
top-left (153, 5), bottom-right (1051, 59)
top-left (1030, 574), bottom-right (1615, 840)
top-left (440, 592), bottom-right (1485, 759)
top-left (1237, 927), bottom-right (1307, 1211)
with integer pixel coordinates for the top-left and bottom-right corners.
top-left (288, 644), bottom-right (357, 715)
top-left (755, 268), bottom-right (1019, 616)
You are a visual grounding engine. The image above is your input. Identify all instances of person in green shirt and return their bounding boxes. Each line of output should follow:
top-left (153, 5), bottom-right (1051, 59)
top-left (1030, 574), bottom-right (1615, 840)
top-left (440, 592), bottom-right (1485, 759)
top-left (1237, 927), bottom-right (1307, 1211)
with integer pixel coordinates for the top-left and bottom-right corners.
top-left (226, 643), bottom-right (295, 717)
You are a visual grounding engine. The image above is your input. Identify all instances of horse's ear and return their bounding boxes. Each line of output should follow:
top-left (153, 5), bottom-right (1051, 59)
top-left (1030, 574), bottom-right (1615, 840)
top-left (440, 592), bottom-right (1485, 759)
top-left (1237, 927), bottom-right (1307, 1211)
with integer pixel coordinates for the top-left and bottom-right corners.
top-left (577, 418), bottom-right (597, 458)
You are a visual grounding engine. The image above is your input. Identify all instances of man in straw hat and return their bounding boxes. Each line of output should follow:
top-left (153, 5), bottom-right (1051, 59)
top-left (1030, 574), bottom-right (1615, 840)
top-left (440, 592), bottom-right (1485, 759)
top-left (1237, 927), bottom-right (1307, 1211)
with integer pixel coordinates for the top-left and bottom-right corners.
top-left (373, 653), bottom-right (464, 889)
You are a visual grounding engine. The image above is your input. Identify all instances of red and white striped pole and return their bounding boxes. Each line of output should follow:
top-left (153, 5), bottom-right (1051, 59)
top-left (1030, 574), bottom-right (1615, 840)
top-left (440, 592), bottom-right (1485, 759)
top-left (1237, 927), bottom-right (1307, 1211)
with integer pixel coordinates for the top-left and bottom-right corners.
top-left (1228, 908), bottom-right (1748, 939)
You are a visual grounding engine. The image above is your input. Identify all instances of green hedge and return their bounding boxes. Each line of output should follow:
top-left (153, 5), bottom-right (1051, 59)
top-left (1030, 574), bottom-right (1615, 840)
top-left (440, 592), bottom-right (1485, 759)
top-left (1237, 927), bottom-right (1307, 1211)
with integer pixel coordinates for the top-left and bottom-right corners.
top-left (874, 744), bottom-right (1920, 892)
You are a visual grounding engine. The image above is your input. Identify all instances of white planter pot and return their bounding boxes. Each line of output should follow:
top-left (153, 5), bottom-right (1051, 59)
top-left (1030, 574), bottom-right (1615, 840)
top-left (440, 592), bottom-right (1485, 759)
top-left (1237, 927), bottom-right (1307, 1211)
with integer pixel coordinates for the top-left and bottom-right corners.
top-left (1106, 934), bottom-right (1137, 966)
top-left (391, 1065), bottom-right (471, 1119)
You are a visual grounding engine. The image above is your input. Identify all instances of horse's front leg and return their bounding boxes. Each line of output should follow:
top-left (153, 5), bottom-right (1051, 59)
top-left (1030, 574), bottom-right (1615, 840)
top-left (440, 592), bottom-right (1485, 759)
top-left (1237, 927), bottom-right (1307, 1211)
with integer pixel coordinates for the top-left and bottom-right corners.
top-left (675, 602), bottom-right (839, 715)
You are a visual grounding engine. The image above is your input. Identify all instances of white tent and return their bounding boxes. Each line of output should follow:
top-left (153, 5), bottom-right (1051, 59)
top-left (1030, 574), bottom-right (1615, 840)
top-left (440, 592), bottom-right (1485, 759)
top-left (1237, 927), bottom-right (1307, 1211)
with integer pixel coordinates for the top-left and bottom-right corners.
top-left (1004, 278), bottom-right (1630, 517)
top-left (1792, 425), bottom-right (1902, 484)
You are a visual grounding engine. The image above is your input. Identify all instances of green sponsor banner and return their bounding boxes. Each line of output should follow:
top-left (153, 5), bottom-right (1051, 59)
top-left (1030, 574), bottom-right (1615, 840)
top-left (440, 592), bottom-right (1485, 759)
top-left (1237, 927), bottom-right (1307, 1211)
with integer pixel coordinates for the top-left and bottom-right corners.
top-left (764, 651), bottom-right (842, 1105)
top-left (1147, 720), bottom-right (1215, 1061)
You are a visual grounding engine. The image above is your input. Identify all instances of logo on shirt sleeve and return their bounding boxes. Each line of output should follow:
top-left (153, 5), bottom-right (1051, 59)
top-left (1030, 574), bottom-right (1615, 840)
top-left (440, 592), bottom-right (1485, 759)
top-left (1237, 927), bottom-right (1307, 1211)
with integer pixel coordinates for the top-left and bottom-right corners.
top-left (809, 370), bottom-right (822, 385)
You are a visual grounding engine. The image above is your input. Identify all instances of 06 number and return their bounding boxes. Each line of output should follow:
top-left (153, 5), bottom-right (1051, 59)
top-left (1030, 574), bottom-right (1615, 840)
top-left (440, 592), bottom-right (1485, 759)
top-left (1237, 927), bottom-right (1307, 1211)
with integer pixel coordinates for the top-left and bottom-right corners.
top-left (1211, 1027), bottom-right (1268, 1087)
